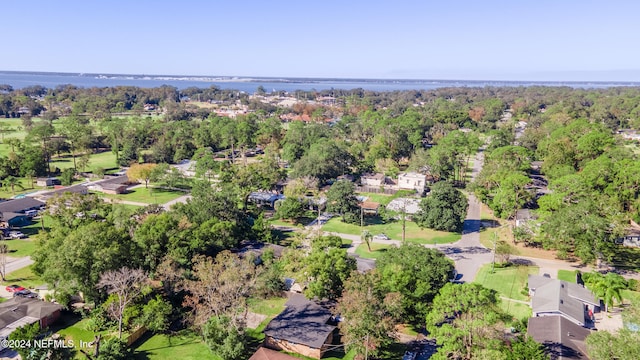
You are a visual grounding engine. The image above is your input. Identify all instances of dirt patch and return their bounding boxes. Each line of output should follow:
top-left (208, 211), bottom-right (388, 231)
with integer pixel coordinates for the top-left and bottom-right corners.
top-left (246, 311), bottom-right (267, 329)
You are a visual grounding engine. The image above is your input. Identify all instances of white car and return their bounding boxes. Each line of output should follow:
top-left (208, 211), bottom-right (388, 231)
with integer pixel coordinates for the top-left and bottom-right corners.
top-left (373, 233), bottom-right (390, 241)
top-left (8, 231), bottom-right (26, 239)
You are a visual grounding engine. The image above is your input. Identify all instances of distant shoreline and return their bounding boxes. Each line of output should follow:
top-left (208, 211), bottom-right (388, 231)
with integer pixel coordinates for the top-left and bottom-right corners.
top-left (2, 70), bottom-right (639, 92)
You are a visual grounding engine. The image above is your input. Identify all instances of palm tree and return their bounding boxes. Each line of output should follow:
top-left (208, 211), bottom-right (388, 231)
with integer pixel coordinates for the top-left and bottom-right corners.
top-left (2, 176), bottom-right (23, 194)
top-left (362, 230), bottom-right (372, 252)
top-left (586, 272), bottom-right (626, 313)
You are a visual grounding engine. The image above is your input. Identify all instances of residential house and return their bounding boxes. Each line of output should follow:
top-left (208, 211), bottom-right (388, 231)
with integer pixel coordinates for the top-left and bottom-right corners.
top-left (0, 198), bottom-right (45, 227)
top-left (249, 347), bottom-right (300, 360)
top-left (615, 226), bottom-right (640, 247)
top-left (35, 177), bottom-right (61, 187)
top-left (528, 275), bottom-right (600, 327)
top-left (263, 294), bottom-right (337, 359)
top-left (360, 173), bottom-right (386, 187)
top-left (248, 192), bottom-right (284, 208)
top-left (397, 172), bottom-right (428, 193)
top-left (527, 315), bottom-right (591, 360)
top-left (233, 240), bottom-right (286, 264)
top-left (89, 175), bottom-right (131, 195)
top-left (0, 298), bottom-right (62, 351)
top-left (35, 184), bottom-right (88, 201)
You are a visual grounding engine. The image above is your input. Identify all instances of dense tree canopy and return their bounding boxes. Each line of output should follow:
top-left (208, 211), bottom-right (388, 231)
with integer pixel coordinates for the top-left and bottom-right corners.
top-left (415, 182), bottom-right (468, 232)
top-left (376, 244), bottom-right (454, 323)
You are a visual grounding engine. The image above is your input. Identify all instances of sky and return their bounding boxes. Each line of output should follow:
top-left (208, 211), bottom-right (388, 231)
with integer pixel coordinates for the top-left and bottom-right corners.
top-left (3, 0), bottom-right (640, 81)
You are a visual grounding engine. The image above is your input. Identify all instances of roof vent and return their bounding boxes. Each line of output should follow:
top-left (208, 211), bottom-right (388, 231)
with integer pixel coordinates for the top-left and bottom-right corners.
top-left (560, 299), bottom-right (564, 304)
top-left (561, 284), bottom-right (565, 288)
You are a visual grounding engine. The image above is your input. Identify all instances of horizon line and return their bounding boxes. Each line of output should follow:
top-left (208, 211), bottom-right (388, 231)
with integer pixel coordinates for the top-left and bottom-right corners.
top-left (2, 69), bottom-right (640, 85)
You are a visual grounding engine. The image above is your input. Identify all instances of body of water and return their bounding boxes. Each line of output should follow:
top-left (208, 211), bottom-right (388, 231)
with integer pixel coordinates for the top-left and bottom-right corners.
top-left (1, 71), bottom-right (639, 93)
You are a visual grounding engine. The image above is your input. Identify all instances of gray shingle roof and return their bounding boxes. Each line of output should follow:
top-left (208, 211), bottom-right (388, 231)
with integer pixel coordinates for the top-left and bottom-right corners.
top-left (0, 298), bottom-right (62, 329)
top-left (529, 275), bottom-right (598, 306)
top-left (0, 198), bottom-right (44, 214)
top-left (528, 315), bottom-right (591, 360)
top-left (264, 294), bottom-right (335, 349)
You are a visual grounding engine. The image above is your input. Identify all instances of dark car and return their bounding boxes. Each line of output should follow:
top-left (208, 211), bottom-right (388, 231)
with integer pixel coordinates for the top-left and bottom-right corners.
top-left (13, 289), bottom-right (38, 299)
top-left (5, 284), bottom-right (25, 292)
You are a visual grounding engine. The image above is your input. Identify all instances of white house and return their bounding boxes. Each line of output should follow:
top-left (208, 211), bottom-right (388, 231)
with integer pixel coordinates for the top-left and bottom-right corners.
top-left (397, 172), bottom-right (427, 193)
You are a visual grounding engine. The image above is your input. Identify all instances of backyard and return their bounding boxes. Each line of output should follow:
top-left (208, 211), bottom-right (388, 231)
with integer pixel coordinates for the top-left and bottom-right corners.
top-left (474, 264), bottom-right (537, 320)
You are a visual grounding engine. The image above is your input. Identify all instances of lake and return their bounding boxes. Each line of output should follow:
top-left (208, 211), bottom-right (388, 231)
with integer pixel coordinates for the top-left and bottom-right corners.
top-left (1, 71), bottom-right (638, 93)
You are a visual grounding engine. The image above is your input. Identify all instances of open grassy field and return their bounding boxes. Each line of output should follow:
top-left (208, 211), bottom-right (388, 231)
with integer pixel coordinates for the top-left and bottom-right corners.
top-left (99, 187), bottom-right (186, 205)
top-left (475, 264), bottom-right (538, 301)
top-left (1, 265), bottom-right (45, 289)
top-left (322, 217), bottom-right (460, 244)
top-left (355, 242), bottom-right (393, 259)
top-left (50, 150), bottom-right (119, 173)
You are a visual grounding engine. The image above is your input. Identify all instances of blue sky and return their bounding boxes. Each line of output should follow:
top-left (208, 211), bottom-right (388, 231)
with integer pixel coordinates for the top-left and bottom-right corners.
top-left (3, 0), bottom-right (640, 81)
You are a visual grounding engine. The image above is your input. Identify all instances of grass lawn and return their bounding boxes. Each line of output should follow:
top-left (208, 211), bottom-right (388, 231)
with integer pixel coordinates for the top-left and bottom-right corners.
top-left (247, 297), bottom-right (287, 317)
top-left (322, 217), bottom-right (460, 244)
top-left (499, 300), bottom-right (532, 320)
top-left (475, 264), bottom-right (538, 301)
top-left (133, 332), bottom-right (214, 360)
top-left (355, 242), bottom-right (393, 259)
top-left (100, 187), bottom-right (186, 204)
top-left (623, 290), bottom-right (640, 304)
top-left (50, 150), bottom-right (119, 173)
top-left (5, 238), bottom-right (37, 257)
top-left (557, 269), bottom-right (577, 283)
top-left (53, 315), bottom-right (113, 355)
top-left (1, 265), bottom-right (45, 289)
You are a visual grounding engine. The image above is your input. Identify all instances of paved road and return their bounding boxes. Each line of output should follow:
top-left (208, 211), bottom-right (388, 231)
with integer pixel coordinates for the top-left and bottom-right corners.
top-left (162, 194), bottom-right (192, 210)
top-left (5, 256), bottom-right (33, 274)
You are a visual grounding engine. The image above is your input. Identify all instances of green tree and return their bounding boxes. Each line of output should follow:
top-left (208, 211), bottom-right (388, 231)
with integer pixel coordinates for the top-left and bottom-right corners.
top-left (335, 270), bottom-right (399, 358)
top-left (377, 244), bottom-right (454, 323)
top-left (137, 295), bottom-right (172, 332)
top-left (583, 271), bottom-right (625, 313)
top-left (505, 335), bottom-right (548, 360)
top-left (96, 338), bottom-right (134, 360)
top-left (9, 322), bottom-right (40, 360)
top-left (326, 180), bottom-right (360, 224)
top-left (1, 175), bottom-right (23, 194)
top-left (426, 283), bottom-right (508, 360)
top-left (304, 247), bottom-right (356, 300)
top-left (415, 181), bottom-right (468, 232)
top-left (274, 197), bottom-right (305, 222)
top-left (203, 316), bottom-right (246, 360)
top-left (586, 328), bottom-right (640, 360)
top-left (60, 115), bottom-right (92, 170)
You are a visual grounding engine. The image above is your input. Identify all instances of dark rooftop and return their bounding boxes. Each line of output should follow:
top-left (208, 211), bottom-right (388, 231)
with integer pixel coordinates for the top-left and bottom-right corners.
top-left (263, 294), bottom-right (336, 349)
top-left (0, 198), bottom-right (45, 214)
top-left (528, 315), bottom-right (592, 360)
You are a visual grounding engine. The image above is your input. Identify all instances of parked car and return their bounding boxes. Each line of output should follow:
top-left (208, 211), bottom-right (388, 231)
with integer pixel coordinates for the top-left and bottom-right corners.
top-left (13, 289), bottom-right (38, 299)
top-left (5, 285), bottom-right (25, 293)
top-left (373, 233), bottom-right (390, 241)
top-left (8, 231), bottom-right (26, 239)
